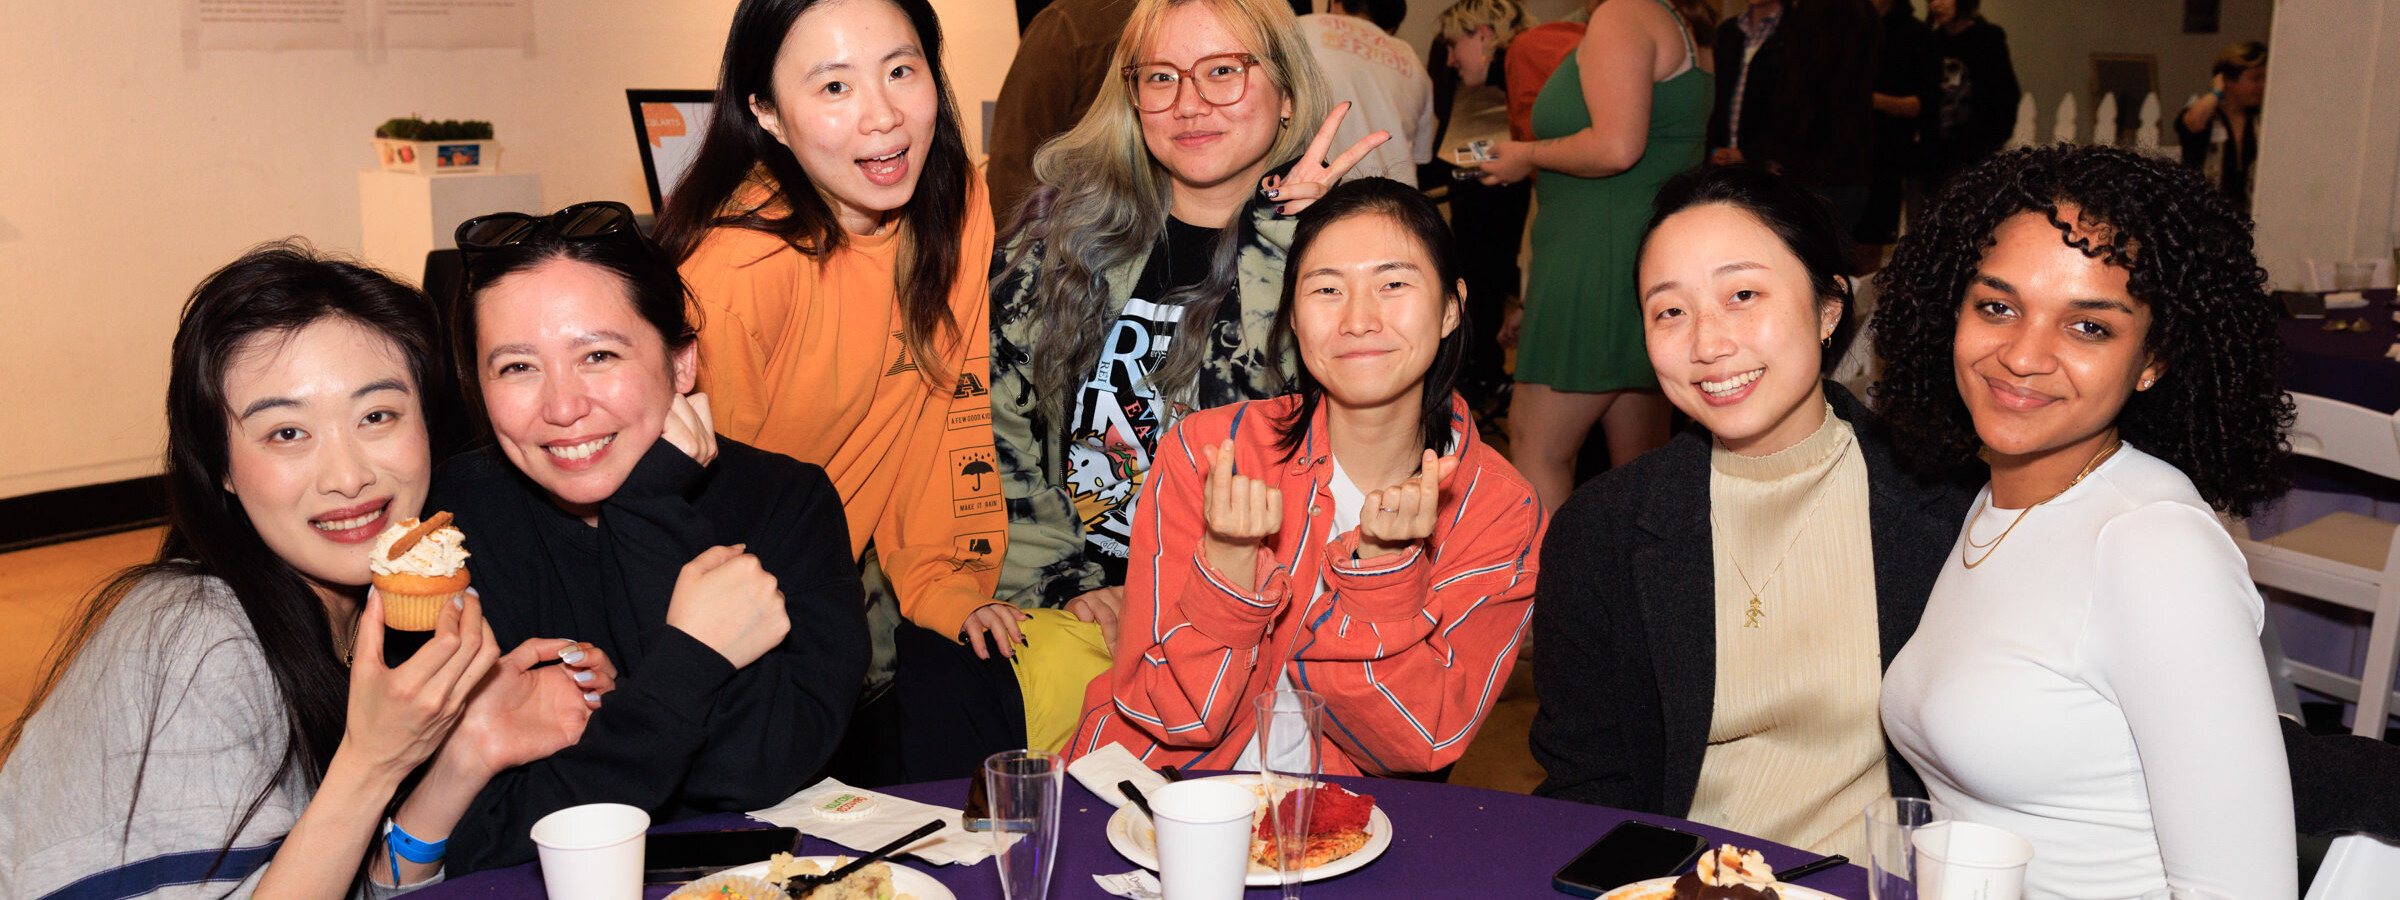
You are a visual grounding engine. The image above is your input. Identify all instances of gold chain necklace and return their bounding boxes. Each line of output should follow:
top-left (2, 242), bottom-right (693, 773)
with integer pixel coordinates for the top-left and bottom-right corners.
top-left (1712, 479), bottom-right (1837, 629)
top-left (332, 608), bottom-right (361, 665)
top-left (1960, 439), bottom-right (2123, 569)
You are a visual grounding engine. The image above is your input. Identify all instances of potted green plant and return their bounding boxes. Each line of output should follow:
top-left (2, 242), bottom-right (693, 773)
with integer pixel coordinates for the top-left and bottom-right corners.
top-left (373, 117), bottom-right (499, 175)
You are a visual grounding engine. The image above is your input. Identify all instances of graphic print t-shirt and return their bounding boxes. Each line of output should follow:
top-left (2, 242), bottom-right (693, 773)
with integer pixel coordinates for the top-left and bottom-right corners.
top-left (1066, 216), bottom-right (1228, 585)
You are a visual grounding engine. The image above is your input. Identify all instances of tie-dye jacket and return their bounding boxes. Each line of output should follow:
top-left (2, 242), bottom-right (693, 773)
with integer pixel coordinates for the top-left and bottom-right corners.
top-left (986, 173), bottom-right (1301, 609)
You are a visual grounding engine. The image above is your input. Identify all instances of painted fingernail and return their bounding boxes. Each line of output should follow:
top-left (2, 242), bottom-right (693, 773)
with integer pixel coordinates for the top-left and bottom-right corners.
top-left (583, 692), bottom-right (602, 703)
top-left (1264, 188), bottom-right (1280, 199)
top-left (561, 648), bottom-right (586, 665)
top-left (453, 596), bottom-right (465, 609)
top-left (573, 669), bottom-right (596, 683)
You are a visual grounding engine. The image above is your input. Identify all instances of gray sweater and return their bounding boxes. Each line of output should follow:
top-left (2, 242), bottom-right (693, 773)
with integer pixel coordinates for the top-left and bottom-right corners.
top-left (0, 572), bottom-right (426, 900)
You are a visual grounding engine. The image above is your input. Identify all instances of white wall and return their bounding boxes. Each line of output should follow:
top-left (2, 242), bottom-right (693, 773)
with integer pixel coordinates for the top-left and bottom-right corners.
top-left (0, 0), bottom-right (1016, 500)
top-left (2251, 0), bottom-right (2400, 289)
top-left (1981, 0), bottom-right (2273, 140)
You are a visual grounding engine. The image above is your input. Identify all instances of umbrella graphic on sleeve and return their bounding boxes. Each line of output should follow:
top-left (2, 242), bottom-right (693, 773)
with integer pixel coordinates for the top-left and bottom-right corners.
top-left (961, 458), bottom-right (995, 491)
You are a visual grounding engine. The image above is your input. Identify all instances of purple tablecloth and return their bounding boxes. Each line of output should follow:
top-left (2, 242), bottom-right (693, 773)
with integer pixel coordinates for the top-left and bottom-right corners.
top-left (412, 776), bottom-right (1868, 899)
top-left (2279, 289), bottom-right (2400, 414)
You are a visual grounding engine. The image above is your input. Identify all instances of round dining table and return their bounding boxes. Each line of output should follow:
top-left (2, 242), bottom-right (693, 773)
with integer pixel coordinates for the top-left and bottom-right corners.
top-left (411, 776), bottom-right (1869, 900)
top-left (2278, 288), bottom-right (2400, 414)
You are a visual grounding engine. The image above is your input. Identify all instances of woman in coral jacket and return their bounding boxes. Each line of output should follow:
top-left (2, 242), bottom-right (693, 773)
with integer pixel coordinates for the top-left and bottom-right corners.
top-left (1066, 178), bottom-right (1543, 775)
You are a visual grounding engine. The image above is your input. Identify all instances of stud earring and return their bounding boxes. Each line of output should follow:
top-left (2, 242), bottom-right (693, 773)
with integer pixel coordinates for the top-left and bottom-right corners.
top-left (2139, 378), bottom-right (2155, 390)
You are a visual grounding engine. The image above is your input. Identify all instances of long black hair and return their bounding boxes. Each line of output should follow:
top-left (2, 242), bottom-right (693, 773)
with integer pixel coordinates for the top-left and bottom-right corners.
top-left (4, 241), bottom-right (443, 885)
top-left (1271, 178), bottom-right (1470, 459)
top-left (652, 0), bottom-right (972, 387)
top-left (453, 222), bottom-right (698, 440)
top-left (1870, 144), bottom-right (2291, 513)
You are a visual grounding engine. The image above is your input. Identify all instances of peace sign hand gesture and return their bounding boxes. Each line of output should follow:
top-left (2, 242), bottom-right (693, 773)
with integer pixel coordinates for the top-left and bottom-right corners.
top-left (1200, 441), bottom-right (1282, 591)
top-left (1357, 449), bottom-right (1460, 560)
top-left (1260, 101), bottom-right (1392, 216)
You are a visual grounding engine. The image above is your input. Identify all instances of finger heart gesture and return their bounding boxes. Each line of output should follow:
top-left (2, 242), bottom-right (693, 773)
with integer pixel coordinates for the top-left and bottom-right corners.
top-left (1202, 440), bottom-right (1282, 547)
top-left (1357, 449), bottom-right (1459, 559)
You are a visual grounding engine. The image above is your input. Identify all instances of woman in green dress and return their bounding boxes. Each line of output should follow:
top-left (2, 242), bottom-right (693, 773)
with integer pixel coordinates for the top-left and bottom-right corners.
top-left (1477, 0), bottom-right (1716, 511)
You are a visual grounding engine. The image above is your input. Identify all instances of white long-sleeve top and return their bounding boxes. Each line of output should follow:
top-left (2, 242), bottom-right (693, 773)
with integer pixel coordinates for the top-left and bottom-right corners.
top-left (1880, 443), bottom-right (2295, 900)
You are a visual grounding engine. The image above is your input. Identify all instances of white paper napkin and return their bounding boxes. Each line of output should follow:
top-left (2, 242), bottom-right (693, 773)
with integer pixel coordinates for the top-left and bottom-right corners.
top-left (2327, 291), bottom-right (2369, 310)
top-left (1066, 742), bottom-right (1170, 809)
top-left (1093, 870), bottom-right (1163, 899)
top-left (746, 777), bottom-right (1012, 866)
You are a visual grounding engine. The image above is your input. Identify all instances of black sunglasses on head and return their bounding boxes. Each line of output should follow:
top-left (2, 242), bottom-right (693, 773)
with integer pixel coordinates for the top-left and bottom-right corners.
top-left (454, 200), bottom-right (638, 254)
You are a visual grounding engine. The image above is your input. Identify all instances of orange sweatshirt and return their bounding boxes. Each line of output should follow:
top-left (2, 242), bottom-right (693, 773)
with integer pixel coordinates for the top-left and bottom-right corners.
top-left (680, 174), bottom-right (1005, 641)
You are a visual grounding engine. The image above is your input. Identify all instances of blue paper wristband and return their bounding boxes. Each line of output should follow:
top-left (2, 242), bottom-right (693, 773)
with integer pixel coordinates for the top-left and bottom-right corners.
top-left (384, 820), bottom-right (447, 864)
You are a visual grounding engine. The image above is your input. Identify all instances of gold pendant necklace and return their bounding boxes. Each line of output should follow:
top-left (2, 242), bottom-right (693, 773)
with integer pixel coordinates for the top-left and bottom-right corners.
top-left (1714, 481), bottom-right (1836, 629)
top-left (1960, 439), bottom-right (2124, 569)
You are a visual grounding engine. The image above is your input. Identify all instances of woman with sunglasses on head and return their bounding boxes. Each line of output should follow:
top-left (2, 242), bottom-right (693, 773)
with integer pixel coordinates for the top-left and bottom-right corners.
top-left (1470, 0), bottom-right (1717, 513)
top-left (1067, 178), bottom-right (1542, 775)
top-left (427, 207), bottom-right (867, 873)
top-left (1527, 166), bottom-right (1973, 862)
top-left (989, 0), bottom-right (1388, 751)
top-left (1, 243), bottom-right (604, 898)
top-left (1873, 144), bottom-right (2294, 899)
top-left (652, 0), bottom-right (1012, 783)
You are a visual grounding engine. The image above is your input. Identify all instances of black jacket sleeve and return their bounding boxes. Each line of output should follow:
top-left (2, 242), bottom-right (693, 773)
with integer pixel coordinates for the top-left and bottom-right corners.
top-left (1960, 24), bottom-right (2019, 160)
top-left (1706, 21), bottom-right (1741, 151)
top-left (442, 440), bottom-right (866, 873)
top-left (1528, 467), bottom-right (1664, 811)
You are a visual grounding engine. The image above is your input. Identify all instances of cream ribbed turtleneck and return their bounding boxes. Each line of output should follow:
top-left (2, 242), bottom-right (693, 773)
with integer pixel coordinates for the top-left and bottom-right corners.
top-left (1686, 403), bottom-right (1886, 861)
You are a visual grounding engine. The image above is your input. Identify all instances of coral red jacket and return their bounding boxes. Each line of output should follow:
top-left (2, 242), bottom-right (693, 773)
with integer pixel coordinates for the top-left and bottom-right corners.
top-left (1066, 393), bottom-right (1544, 775)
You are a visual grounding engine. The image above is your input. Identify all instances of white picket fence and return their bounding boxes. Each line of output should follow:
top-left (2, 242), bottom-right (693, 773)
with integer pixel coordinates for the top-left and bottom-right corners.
top-left (2001, 90), bottom-right (2191, 154)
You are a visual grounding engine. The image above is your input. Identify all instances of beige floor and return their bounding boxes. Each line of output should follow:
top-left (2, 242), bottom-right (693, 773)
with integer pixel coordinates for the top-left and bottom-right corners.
top-left (0, 526), bottom-right (1547, 793)
top-left (0, 527), bottom-right (165, 722)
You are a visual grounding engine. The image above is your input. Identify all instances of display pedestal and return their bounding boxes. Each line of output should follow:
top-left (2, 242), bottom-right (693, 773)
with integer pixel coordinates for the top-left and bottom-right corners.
top-left (358, 170), bottom-right (541, 286)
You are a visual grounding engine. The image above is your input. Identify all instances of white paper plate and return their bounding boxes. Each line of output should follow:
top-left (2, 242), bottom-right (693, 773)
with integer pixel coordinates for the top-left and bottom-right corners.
top-left (720, 856), bottom-right (956, 900)
top-left (1103, 774), bottom-right (1393, 886)
top-left (1596, 875), bottom-right (1840, 900)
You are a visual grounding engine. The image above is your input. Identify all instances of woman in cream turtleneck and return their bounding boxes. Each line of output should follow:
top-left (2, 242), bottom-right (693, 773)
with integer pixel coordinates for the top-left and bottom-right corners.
top-left (1529, 165), bottom-right (1973, 860)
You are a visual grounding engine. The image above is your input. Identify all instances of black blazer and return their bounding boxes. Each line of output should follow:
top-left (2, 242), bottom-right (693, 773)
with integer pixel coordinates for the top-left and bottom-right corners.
top-left (1529, 383), bottom-right (1976, 817)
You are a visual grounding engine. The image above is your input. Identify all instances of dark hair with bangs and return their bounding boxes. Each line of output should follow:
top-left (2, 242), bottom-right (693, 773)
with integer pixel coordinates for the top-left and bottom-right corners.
top-left (1869, 144), bottom-right (2292, 513)
top-left (652, 0), bottom-right (972, 387)
top-left (1271, 178), bottom-right (1470, 459)
top-left (5, 240), bottom-right (442, 893)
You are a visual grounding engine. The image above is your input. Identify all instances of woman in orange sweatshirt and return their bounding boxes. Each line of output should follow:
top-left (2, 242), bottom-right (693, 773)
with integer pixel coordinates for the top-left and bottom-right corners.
top-left (655, 0), bottom-right (1014, 783)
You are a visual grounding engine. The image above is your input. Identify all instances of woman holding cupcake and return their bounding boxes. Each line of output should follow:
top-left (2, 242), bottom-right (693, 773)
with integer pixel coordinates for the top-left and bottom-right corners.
top-left (655, 0), bottom-right (1020, 783)
top-left (1873, 144), bottom-right (2293, 898)
top-left (431, 202), bottom-right (870, 873)
top-left (0, 243), bottom-right (607, 898)
top-left (1528, 165), bottom-right (1973, 861)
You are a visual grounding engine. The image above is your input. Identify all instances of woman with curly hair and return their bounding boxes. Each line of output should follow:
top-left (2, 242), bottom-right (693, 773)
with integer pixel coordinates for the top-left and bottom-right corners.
top-left (1873, 144), bottom-right (2294, 899)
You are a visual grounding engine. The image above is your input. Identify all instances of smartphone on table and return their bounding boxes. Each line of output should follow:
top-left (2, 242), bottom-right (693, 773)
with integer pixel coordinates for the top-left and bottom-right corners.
top-left (642, 826), bottom-right (799, 883)
top-left (1551, 821), bottom-right (1711, 898)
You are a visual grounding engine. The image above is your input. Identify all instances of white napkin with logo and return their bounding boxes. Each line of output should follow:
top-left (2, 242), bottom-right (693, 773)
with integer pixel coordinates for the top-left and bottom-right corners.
top-left (1065, 742), bottom-right (1170, 809)
top-left (746, 777), bottom-right (1011, 866)
top-left (1094, 870), bottom-right (1163, 899)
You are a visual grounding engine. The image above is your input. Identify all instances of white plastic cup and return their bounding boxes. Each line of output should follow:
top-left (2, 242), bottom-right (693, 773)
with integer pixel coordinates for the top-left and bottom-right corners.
top-left (1149, 780), bottom-right (1259, 900)
top-left (1913, 821), bottom-right (2034, 900)
top-left (529, 802), bottom-right (649, 900)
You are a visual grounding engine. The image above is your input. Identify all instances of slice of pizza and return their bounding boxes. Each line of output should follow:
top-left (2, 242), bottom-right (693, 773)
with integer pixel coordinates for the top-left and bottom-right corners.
top-left (1248, 784), bottom-right (1377, 868)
